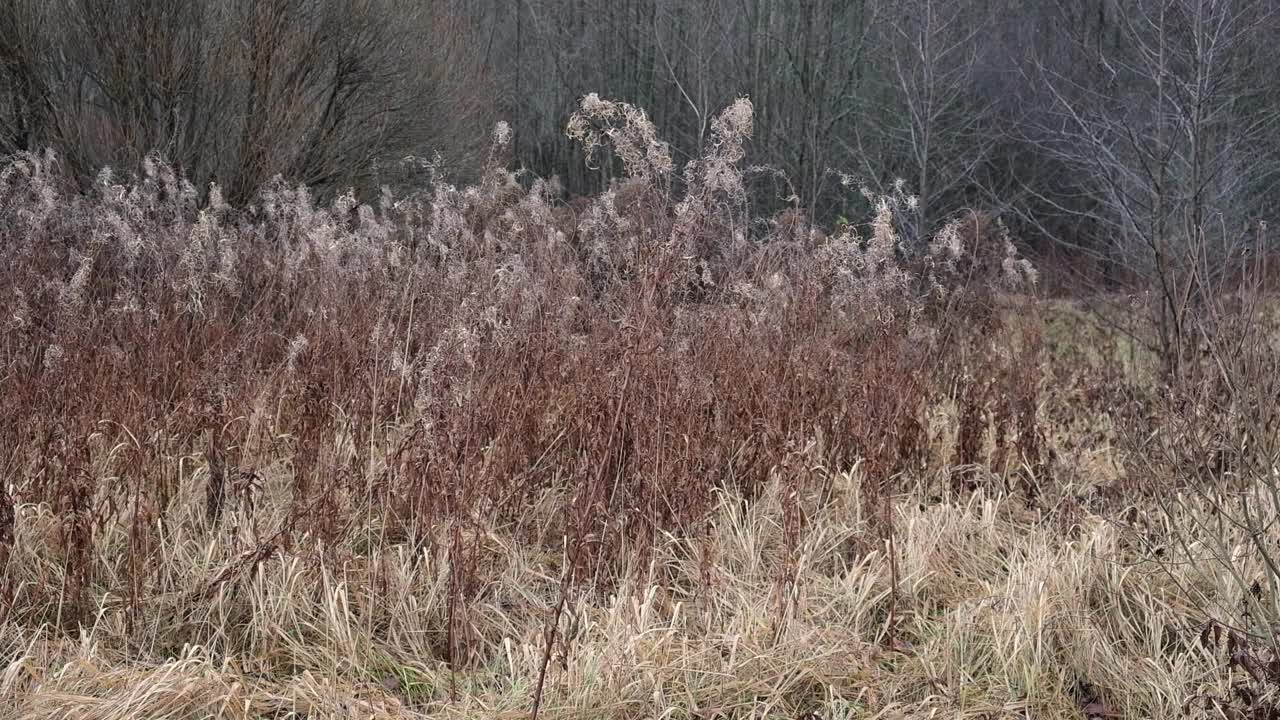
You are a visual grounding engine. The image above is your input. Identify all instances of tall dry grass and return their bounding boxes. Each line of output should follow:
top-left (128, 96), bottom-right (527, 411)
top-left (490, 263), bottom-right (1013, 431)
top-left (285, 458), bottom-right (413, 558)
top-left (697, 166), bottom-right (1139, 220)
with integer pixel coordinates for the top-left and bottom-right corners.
top-left (0, 97), bottom-right (1262, 719)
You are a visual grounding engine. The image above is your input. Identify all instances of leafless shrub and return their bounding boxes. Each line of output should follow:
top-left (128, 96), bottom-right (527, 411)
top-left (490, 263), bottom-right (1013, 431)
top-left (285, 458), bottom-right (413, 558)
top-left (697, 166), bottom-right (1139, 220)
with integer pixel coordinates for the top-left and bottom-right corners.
top-left (0, 0), bottom-right (494, 203)
top-left (0, 97), bottom-right (1046, 717)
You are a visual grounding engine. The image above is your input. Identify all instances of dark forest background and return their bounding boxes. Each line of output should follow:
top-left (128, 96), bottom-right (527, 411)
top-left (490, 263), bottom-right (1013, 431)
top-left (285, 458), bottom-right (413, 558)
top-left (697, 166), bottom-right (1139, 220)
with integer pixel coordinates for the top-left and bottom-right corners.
top-left (3, 0), bottom-right (1279, 287)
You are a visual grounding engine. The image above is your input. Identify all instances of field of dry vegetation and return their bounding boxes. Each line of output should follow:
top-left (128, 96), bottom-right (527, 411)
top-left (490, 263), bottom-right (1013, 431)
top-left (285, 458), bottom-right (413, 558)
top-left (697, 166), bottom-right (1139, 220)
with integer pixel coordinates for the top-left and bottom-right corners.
top-left (2, 97), bottom-right (1280, 720)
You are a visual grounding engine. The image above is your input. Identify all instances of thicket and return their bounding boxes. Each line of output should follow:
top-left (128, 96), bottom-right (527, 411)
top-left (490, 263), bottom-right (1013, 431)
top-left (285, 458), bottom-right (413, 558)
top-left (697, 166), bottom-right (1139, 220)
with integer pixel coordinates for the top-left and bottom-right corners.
top-left (2, 77), bottom-right (1280, 716)
top-left (0, 93), bottom-right (1044, 650)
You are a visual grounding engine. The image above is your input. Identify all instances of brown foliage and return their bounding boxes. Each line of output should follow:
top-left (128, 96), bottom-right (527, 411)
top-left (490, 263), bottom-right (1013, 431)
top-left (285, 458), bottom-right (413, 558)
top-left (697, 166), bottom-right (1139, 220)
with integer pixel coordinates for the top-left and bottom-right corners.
top-left (0, 101), bottom-right (1037, 652)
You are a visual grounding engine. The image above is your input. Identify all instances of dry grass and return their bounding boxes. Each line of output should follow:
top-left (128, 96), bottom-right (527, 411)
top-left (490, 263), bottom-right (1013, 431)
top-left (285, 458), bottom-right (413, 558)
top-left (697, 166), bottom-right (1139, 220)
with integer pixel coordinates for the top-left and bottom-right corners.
top-left (0, 472), bottom-right (1257, 720)
top-left (0, 99), bottom-right (1272, 719)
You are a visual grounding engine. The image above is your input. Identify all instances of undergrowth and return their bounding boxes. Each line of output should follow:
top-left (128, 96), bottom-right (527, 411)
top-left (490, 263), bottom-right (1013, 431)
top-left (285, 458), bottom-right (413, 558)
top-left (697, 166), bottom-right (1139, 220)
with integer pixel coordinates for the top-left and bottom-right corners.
top-left (0, 97), bottom-right (1268, 719)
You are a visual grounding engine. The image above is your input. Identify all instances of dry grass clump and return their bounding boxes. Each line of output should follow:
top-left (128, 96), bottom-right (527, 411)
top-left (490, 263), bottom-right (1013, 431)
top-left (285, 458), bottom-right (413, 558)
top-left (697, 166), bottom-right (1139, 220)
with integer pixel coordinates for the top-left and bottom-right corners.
top-left (0, 473), bottom-right (1253, 720)
top-left (0, 97), bottom-right (1267, 719)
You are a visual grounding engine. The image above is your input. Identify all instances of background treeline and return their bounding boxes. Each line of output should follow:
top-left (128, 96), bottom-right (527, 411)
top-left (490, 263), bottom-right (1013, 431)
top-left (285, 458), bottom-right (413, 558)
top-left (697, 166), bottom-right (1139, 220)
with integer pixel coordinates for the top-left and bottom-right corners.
top-left (3, 0), bottom-right (1280, 287)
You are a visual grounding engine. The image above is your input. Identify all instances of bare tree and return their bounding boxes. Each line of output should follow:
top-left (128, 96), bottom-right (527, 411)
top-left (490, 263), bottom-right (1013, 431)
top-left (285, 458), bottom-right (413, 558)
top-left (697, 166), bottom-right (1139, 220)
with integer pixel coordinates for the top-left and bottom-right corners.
top-left (1026, 0), bottom-right (1280, 370)
top-left (896, 0), bottom-right (996, 243)
top-left (0, 0), bottom-right (494, 202)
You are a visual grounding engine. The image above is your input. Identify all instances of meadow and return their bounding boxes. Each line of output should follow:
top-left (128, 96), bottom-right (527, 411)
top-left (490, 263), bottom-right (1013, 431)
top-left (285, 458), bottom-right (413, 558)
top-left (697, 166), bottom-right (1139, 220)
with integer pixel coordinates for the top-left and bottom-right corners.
top-left (0, 98), bottom-right (1278, 720)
